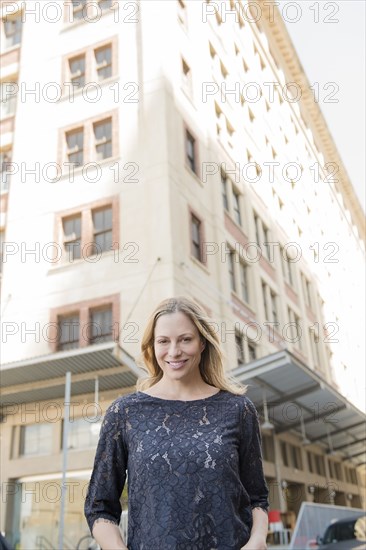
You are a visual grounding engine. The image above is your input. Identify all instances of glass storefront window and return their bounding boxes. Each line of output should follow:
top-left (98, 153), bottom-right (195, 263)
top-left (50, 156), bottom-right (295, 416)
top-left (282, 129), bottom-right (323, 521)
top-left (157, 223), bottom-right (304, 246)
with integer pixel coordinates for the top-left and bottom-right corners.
top-left (63, 417), bottom-right (102, 450)
top-left (9, 472), bottom-right (128, 550)
top-left (19, 423), bottom-right (53, 456)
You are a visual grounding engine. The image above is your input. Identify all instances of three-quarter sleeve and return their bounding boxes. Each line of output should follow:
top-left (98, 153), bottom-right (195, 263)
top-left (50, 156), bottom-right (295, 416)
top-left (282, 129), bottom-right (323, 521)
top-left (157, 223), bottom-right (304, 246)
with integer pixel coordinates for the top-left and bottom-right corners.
top-left (84, 399), bottom-right (128, 534)
top-left (239, 397), bottom-right (269, 513)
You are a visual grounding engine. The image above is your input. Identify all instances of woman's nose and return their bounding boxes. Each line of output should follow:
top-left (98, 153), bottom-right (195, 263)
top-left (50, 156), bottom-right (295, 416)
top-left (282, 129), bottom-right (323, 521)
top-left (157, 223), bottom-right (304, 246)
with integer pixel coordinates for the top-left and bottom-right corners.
top-left (168, 342), bottom-right (181, 357)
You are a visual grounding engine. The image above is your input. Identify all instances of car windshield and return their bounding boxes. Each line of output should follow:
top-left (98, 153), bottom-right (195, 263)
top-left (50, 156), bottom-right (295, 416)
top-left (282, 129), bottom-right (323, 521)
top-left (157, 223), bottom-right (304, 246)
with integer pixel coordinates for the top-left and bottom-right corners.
top-left (323, 521), bottom-right (356, 544)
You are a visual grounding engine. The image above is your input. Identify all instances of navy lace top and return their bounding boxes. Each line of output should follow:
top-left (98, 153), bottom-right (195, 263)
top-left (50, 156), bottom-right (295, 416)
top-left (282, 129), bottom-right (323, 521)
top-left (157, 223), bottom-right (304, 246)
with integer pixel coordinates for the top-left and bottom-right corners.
top-left (84, 389), bottom-right (269, 549)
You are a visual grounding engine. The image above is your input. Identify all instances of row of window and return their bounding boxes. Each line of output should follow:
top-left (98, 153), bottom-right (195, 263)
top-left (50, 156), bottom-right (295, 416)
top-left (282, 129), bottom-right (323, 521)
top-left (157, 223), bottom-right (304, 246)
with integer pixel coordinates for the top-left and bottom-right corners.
top-left (16, 417), bottom-right (101, 457)
top-left (188, 205), bottom-right (315, 311)
top-left (58, 305), bottom-right (114, 350)
top-left (269, 440), bottom-right (359, 485)
top-left (15, 419), bottom-right (359, 486)
top-left (1, 1), bottom-right (114, 47)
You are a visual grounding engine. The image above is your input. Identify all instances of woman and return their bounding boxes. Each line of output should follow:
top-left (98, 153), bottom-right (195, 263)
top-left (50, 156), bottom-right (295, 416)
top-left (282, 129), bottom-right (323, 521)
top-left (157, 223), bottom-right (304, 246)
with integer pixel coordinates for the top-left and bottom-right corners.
top-left (85, 297), bottom-right (269, 549)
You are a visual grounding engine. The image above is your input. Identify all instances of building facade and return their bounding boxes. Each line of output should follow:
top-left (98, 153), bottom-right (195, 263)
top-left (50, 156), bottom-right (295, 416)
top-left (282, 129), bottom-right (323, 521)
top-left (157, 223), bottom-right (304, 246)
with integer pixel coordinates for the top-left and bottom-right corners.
top-left (1, 0), bottom-right (365, 547)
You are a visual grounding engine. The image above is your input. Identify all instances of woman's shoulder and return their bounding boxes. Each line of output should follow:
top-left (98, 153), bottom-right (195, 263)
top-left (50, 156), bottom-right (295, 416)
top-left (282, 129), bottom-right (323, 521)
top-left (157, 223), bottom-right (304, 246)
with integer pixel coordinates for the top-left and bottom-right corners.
top-left (222, 391), bottom-right (258, 416)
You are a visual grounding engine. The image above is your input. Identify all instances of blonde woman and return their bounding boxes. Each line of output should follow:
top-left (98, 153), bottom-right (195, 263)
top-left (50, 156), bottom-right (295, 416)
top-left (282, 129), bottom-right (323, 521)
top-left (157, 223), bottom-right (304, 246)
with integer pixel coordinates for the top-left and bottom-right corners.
top-left (85, 297), bottom-right (269, 549)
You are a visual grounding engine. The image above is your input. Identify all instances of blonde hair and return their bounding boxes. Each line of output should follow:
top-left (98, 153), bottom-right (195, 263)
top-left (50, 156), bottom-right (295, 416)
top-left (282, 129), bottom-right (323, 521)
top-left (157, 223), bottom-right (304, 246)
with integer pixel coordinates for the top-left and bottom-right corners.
top-left (135, 296), bottom-right (247, 395)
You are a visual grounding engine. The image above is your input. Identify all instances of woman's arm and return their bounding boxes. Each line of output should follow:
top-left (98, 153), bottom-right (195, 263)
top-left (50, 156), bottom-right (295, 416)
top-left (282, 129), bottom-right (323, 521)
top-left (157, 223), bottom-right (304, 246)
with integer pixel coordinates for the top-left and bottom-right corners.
top-left (241, 507), bottom-right (268, 549)
top-left (92, 521), bottom-right (128, 550)
top-left (239, 398), bottom-right (270, 548)
top-left (84, 399), bottom-right (128, 546)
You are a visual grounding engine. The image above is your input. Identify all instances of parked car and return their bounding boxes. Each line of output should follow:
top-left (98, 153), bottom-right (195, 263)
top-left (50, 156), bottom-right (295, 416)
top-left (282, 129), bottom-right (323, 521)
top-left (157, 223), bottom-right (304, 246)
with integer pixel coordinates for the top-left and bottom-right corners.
top-left (307, 515), bottom-right (366, 549)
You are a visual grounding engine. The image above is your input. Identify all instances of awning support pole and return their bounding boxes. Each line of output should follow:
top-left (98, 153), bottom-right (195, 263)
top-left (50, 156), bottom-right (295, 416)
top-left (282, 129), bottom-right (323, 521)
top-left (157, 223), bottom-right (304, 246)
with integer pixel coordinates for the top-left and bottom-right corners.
top-left (58, 371), bottom-right (71, 550)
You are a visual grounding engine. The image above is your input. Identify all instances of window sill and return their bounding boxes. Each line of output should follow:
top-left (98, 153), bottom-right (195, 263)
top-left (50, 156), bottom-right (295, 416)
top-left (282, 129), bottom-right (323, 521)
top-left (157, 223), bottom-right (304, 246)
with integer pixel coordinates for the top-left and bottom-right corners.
top-left (181, 85), bottom-right (196, 110)
top-left (61, 8), bottom-right (115, 33)
top-left (59, 75), bottom-right (120, 103)
top-left (189, 254), bottom-right (209, 275)
top-left (185, 164), bottom-right (203, 188)
top-left (225, 212), bottom-right (247, 237)
top-left (1, 43), bottom-right (21, 55)
top-left (58, 155), bottom-right (121, 182)
top-left (0, 113), bottom-right (16, 124)
top-left (231, 290), bottom-right (255, 316)
top-left (48, 248), bottom-right (116, 274)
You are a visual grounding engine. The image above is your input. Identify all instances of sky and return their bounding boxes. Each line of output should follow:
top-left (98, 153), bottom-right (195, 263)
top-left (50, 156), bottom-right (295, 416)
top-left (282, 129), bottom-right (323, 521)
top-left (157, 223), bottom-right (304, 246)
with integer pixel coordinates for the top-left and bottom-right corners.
top-left (277, 0), bottom-right (366, 213)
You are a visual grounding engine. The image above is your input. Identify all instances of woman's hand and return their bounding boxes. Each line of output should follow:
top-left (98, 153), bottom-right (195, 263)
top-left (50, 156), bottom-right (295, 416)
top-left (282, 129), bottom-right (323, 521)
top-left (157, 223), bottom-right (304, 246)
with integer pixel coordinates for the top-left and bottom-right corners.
top-left (240, 535), bottom-right (267, 549)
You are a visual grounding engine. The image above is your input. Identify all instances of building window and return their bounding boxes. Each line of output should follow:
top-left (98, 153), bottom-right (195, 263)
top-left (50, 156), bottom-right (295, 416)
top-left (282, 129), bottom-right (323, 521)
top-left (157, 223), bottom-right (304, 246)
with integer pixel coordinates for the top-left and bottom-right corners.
top-left (281, 246), bottom-right (294, 286)
top-left (89, 306), bottom-right (113, 344)
top-left (190, 213), bottom-right (203, 262)
top-left (270, 290), bottom-right (278, 324)
top-left (62, 214), bottom-right (82, 260)
top-left (61, 112), bottom-right (117, 168)
top-left (228, 248), bottom-right (236, 292)
top-left (220, 169), bottom-right (229, 211)
top-left (302, 274), bottom-right (313, 308)
top-left (262, 435), bottom-right (274, 462)
top-left (221, 168), bottom-right (229, 211)
top-left (182, 57), bottom-right (192, 95)
top-left (314, 454), bottom-right (325, 476)
top-left (262, 282), bottom-right (269, 321)
top-left (254, 213), bottom-right (261, 246)
top-left (95, 44), bottom-right (112, 80)
top-left (65, 40), bottom-right (115, 87)
top-left (253, 212), bottom-right (271, 258)
top-left (0, 81), bottom-right (18, 118)
top-left (239, 261), bottom-right (249, 303)
top-left (94, 118), bottom-right (112, 160)
top-left (235, 330), bottom-right (244, 366)
top-left (334, 461), bottom-right (343, 481)
top-left (3, 11), bottom-right (22, 48)
top-left (281, 441), bottom-right (289, 467)
top-left (52, 296), bottom-right (118, 351)
top-left (247, 339), bottom-right (257, 361)
top-left (19, 423), bottom-right (53, 457)
top-left (58, 199), bottom-right (117, 263)
top-left (97, 0), bottom-right (113, 9)
top-left (232, 187), bottom-right (242, 226)
top-left (0, 149), bottom-right (12, 193)
top-left (66, 128), bottom-right (84, 166)
top-left (72, 0), bottom-right (87, 20)
top-left (65, 417), bottom-right (101, 450)
top-left (58, 313), bottom-right (80, 351)
top-left (290, 444), bottom-right (303, 469)
top-left (92, 206), bottom-right (113, 253)
top-left (262, 281), bottom-right (278, 324)
top-left (185, 129), bottom-right (198, 175)
top-left (288, 307), bottom-right (302, 349)
top-left (262, 223), bottom-right (270, 259)
top-left (309, 327), bottom-right (320, 367)
top-left (307, 451), bottom-right (313, 473)
top-left (69, 55), bottom-right (86, 88)
top-left (177, 0), bottom-right (187, 28)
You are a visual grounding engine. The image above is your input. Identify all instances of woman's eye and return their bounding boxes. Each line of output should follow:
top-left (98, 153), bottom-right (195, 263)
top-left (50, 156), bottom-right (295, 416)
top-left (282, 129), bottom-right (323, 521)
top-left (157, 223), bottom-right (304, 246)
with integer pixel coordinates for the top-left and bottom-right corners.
top-left (158, 340), bottom-right (167, 344)
top-left (183, 338), bottom-right (192, 342)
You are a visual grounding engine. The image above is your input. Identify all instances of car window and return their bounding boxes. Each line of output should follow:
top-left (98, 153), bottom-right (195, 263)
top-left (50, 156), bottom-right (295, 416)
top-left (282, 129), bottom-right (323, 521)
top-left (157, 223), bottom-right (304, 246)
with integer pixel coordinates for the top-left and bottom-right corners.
top-left (323, 521), bottom-right (356, 543)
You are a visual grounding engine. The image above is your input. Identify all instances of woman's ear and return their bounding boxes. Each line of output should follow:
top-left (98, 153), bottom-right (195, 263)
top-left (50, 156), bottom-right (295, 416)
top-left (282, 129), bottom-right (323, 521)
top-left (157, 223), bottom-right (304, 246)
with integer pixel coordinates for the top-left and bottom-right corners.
top-left (200, 339), bottom-right (206, 352)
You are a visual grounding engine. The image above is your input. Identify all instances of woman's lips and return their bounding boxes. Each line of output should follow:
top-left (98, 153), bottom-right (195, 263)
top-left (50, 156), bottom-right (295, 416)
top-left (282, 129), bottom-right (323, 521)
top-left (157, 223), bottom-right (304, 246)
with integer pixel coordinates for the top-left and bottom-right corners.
top-left (167, 360), bottom-right (188, 369)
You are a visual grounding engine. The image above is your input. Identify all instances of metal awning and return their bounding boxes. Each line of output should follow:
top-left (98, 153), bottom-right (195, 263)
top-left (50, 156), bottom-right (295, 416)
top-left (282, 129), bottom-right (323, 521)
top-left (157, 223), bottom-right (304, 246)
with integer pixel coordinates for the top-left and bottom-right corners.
top-left (0, 343), bottom-right (141, 410)
top-left (232, 350), bottom-right (366, 468)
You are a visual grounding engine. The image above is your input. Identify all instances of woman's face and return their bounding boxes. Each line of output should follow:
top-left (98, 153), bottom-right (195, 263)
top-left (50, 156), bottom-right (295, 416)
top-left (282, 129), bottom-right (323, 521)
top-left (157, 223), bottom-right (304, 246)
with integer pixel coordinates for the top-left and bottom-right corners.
top-left (153, 311), bottom-right (205, 382)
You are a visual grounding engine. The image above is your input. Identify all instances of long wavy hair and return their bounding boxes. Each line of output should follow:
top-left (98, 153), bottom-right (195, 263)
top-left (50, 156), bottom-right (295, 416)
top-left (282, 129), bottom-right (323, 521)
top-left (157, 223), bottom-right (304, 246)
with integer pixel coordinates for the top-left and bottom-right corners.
top-left (135, 296), bottom-right (247, 395)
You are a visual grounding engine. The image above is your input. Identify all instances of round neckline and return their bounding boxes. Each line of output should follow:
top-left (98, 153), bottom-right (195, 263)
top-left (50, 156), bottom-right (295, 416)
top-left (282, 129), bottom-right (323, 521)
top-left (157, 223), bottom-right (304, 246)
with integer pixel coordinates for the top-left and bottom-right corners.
top-left (137, 389), bottom-right (223, 403)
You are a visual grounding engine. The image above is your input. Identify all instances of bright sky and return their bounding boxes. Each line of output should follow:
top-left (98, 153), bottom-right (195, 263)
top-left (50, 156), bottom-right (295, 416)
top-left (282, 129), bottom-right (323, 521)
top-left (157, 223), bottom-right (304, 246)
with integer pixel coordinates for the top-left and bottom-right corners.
top-left (277, 0), bottom-right (366, 213)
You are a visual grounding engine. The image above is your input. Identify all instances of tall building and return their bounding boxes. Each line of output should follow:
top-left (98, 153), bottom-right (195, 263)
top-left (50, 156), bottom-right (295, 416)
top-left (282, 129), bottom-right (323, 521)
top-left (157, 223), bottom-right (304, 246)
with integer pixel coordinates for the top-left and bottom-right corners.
top-left (1, 0), bottom-right (365, 547)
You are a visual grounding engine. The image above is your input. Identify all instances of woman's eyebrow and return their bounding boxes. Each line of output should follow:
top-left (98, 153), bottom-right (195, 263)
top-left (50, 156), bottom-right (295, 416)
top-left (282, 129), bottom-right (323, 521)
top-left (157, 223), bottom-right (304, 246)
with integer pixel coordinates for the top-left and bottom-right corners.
top-left (154, 332), bottom-right (194, 339)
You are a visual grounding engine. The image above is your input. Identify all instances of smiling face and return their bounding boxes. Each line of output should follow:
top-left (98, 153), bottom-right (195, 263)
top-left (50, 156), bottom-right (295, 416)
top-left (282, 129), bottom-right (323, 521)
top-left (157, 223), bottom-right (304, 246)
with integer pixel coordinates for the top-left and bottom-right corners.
top-left (153, 311), bottom-right (205, 383)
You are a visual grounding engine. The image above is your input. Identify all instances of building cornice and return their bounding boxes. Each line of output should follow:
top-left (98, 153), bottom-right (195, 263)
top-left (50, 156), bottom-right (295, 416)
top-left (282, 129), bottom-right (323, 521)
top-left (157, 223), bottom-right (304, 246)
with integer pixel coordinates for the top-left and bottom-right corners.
top-left (251, 0), bottom-right (365, 242)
